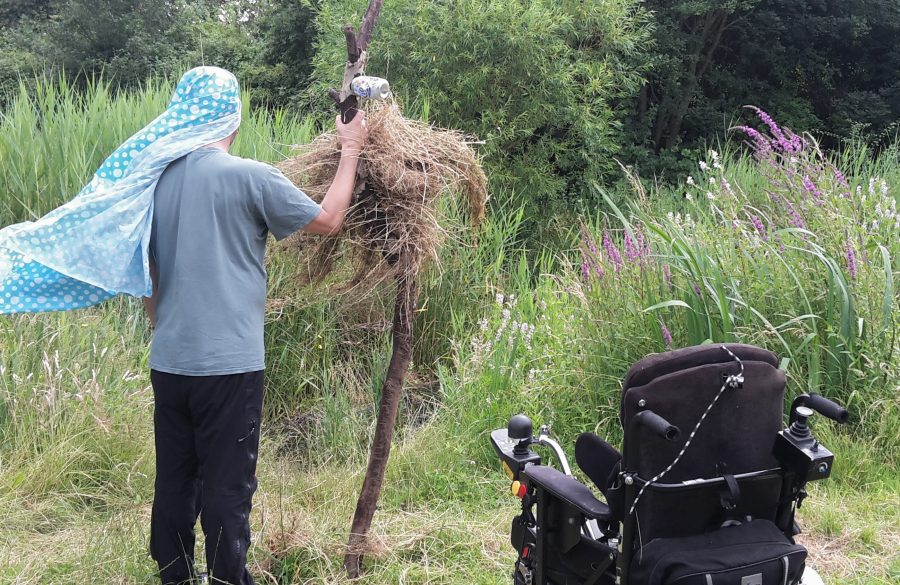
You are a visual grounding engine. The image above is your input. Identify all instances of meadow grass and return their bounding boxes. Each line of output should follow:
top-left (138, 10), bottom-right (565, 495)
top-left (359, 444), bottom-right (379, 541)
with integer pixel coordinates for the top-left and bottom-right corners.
top-left (0, 79), bottom-right (897, 584)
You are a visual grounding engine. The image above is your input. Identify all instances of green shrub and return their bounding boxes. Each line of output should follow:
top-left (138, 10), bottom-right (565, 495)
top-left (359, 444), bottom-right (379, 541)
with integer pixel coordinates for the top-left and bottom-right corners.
top-left (312, 0), bottom-right (651, 222)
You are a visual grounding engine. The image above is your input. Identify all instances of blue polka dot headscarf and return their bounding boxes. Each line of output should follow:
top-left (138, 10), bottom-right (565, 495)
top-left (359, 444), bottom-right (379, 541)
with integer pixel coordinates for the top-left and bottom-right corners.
top-left (0, 67), bottom-right (241, 314)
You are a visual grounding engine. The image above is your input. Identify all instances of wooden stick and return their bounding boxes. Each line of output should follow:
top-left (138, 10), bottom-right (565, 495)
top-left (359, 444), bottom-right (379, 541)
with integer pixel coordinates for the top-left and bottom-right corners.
top-left (323, 0), bottom-right (417, 577)
top-left (344, 267), bottom-right (418, 577)
top-left (357, 0), bottom-right (384, 50)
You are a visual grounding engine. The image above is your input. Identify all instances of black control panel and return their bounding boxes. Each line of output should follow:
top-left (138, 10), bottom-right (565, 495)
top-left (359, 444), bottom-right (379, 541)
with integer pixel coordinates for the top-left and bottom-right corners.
top-left (773, 406), bottom-right (835, 482)
top-left (491, 427), bottom-right (541, 480)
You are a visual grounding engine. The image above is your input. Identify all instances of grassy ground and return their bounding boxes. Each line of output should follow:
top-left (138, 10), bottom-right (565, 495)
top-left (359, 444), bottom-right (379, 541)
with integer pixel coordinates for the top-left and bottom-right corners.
top-left (0, 81), bottom-right (897, 584)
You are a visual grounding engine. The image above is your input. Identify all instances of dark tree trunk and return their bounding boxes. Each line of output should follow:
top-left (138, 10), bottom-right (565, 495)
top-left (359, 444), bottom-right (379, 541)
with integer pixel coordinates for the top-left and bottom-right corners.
top-left (344, 268), bottom-right (418, 577)
top-left (663, 11), bottom-right (728, 149)
top-left (651, 93), bottom-right (672, 151)
top-left (637, 83), bottom-right (649, 126)
top-left (652, 9), bottom-right (730, 151)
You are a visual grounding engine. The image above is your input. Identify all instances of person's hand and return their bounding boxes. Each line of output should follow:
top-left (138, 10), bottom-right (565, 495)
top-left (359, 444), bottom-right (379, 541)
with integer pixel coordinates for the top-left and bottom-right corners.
top-left (336, 111), bottom-right (367, 154)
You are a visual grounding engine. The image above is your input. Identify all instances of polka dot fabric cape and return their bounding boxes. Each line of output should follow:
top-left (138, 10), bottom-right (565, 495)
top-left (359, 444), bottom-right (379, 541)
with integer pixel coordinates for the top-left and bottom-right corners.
top-left (0, 67), bottom-right (241, 314)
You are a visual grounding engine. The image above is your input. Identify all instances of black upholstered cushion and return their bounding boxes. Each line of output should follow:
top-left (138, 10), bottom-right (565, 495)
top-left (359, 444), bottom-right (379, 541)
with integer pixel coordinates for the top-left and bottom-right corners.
top-left (575, 432), bottom-right (621, 495)
top-left (620, 344), bottom-right (785, 482)
top-left (622, 343), bottom-right (778, 393)
top-left (522, 465), bottom-right (611, 521)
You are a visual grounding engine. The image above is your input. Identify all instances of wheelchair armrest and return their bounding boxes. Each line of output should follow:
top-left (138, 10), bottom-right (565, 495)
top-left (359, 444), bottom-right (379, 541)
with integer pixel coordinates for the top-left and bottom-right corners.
top-left (523, 465), bottom-right (611, 522)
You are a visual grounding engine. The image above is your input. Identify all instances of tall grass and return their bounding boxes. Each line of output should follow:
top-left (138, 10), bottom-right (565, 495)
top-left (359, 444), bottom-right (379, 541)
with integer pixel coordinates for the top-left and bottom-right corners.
top-left (0, 76), bottom-right (318, 225)
top-left (0, 80), bottom-right (897, 583)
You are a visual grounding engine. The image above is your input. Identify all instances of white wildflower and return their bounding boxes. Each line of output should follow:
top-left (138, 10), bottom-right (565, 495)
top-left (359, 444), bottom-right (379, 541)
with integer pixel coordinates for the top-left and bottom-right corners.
top-left (495, 293), bottom-right (504, 306)
top-left (686, 176), bottom-right (695, 186)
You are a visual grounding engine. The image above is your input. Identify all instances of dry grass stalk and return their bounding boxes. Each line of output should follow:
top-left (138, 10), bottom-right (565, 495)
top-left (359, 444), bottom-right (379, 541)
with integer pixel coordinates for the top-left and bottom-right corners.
top-left (277, 101), bottom-right (487, 293)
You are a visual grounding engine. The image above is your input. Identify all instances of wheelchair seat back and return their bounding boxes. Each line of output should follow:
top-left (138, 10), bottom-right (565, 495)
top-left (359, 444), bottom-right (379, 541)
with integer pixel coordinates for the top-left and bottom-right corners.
top-left (617, 344), bottom-right (787, 540)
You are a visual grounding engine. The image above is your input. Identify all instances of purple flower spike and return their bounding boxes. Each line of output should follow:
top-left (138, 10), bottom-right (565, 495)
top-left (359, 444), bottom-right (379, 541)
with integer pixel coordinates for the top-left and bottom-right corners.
top-left (786, 130), bottom-right (804, 153)
top-left (787, 204), bottom-right (805, 229)
top-left (660, 321), bottom-right (673, 350)
top-left (603, 230), bottom-right (622, 272)
top-left (845, 243), bottom-right (858, 280)
top-left (751, 107), bottom-right (791, 151)
top-left (834, 168), bottom-right (849, 188)
top-left (581, 261), bottom-right (591, 282)
top-left (750, 214), bottom-right (768, 240)
top-left (802, 175), bottom-right (825, 204)
top-left (662, 264), bottom-right (672, 289)
top-left (624, 231), bottom-right (639, 263)
top-left (734, 125), bottom-right (772, 159)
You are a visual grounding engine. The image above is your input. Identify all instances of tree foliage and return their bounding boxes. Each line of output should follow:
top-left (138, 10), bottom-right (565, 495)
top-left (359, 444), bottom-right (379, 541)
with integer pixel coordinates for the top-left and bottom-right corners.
top-left (0, 0), bottom-right (319, 108)
top-left (313, 0), bottom-right (651, 216)
top-left (630, 0), bottom-right (900, 178)
top-left (0, 0), bottom-right (897, 196)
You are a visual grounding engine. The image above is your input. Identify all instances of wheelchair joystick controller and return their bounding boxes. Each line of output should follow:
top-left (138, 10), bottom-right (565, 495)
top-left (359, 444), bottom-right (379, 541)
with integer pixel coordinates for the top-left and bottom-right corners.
top-left (787, 406), bottom-right (814, 439)
top-left (508, 414), bottom-right (534, 455)
top-left (490, 414), bottom-right (541, 482)
top-left (774, 405), bottom-right (835, 482)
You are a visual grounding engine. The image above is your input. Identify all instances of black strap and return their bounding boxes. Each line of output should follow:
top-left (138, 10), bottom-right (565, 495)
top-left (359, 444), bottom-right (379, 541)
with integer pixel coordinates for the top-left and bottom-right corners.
top-left (717, 463), bottom-right (742, 511)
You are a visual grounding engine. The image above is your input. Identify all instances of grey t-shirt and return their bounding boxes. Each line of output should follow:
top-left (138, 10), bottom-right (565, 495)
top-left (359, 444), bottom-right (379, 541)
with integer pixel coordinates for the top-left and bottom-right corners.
top-left (149, 146), bottom-right (321, 375)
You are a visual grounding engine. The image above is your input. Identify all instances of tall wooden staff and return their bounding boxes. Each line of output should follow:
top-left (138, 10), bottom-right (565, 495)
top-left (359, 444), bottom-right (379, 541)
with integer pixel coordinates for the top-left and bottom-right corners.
top-left (325, 1), bottom-right (416, 578)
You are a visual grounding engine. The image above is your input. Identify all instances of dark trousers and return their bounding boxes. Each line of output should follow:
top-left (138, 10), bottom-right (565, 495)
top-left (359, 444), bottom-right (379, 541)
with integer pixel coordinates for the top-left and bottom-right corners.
top-left (150, 369), bottom-right (264, 585)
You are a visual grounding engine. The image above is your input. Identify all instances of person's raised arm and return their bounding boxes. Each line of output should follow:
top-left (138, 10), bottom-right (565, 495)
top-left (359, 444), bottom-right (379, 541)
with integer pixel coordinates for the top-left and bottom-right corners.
top-left (302, 113), bottom-right (368, 235)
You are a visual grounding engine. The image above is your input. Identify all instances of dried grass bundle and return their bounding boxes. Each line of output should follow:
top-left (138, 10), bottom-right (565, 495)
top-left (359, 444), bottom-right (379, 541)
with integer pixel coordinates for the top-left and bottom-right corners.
top-left (277, 102), bottom-right (487, 291)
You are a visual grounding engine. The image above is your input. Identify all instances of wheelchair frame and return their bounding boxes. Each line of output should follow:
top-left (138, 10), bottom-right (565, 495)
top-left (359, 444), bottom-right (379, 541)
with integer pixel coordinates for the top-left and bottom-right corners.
top-left (491, 391), bottom-right (847, 585)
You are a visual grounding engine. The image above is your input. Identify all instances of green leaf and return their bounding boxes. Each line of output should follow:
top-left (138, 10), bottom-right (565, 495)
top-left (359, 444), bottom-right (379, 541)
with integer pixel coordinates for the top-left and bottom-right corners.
top-left (643, 300), bottom-right (693, 312)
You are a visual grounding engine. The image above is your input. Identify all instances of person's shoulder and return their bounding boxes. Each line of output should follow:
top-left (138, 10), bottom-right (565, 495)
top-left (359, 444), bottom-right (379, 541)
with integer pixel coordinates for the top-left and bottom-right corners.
top-left (200, 151), bottom-right (278, 183)
top-left (222, 152), bottom-right (275, 172)
top-left (216, 153), bottom-right (283, 183)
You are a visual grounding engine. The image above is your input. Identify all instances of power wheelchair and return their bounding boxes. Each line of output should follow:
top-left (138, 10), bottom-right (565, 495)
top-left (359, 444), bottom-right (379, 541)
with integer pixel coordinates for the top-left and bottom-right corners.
top-left (490, 344), bottom-right (848, 585)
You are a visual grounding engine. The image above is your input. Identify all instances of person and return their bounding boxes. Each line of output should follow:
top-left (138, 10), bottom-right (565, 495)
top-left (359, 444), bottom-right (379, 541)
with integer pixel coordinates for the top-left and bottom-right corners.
top-left (141, 73), bottom-right (366, 584)
top-left (0, 65), bottom-right (363, 584)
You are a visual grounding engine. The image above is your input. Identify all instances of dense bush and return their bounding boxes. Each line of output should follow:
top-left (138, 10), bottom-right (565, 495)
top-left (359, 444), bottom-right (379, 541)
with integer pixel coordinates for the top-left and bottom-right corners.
top-left (312, 0), bottom-right (651, 219)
